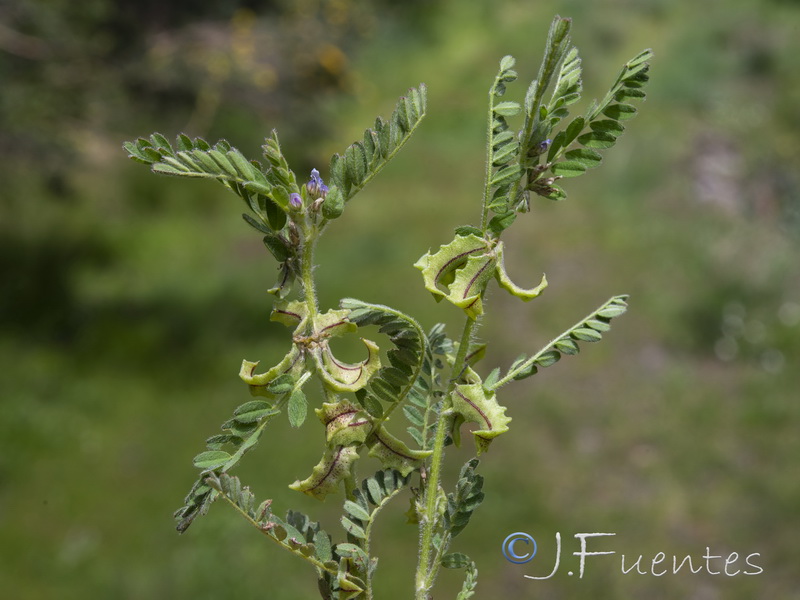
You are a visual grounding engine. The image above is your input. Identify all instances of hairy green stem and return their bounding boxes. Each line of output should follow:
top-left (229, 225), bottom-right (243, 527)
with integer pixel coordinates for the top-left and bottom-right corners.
top-left (298, 219), bottom-right (320, 317)
top-left (415, 316), bottom-right (479, 599)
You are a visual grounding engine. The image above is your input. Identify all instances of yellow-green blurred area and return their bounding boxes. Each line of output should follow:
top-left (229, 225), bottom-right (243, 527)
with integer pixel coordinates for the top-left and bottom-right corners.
top-left (2, 0), bottom-right (799, 597)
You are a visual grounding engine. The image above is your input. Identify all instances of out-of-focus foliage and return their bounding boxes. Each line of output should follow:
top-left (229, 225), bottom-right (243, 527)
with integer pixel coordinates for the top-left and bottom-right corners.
top-left (0, 0), bottom-right (426, 340)
top-left (1, 0), bottom-right (799, 599)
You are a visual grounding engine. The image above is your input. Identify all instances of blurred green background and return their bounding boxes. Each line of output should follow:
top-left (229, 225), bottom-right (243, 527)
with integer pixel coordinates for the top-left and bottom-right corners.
top-left (2, 0), bottom-right (799, 598)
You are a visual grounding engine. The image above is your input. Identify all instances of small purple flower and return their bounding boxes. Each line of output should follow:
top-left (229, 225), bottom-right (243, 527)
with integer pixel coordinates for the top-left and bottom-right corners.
top-left (537, 139), bottom-right (552, 153)
top-left (289, 193), bottom-right (303, 208)
top-left (306, 168), bottom-right (329, 198)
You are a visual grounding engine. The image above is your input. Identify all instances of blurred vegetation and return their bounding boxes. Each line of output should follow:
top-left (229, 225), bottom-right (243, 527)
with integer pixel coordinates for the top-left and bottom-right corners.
top-left (1, 0), bottom-right (799, 598)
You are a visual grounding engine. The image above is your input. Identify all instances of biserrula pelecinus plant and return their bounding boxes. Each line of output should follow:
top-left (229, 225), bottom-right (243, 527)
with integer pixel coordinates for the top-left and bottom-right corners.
top-left (124, 16), bottom-right (651, 600)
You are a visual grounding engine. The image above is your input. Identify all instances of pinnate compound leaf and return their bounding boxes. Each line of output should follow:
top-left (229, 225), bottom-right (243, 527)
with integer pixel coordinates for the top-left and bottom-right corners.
top-left (339, 298), bottom-right (426, 413)
top-left (329, 84), bottom-right (427, 202)
top-left (533, 46), bottom-right (650, 180)
top-left (520, 16), bottom-right (573, 149)
top-left (261, 130), bottom-right (299, 191)
top-left (587, 48), bottom-right (653, 121)
top-left (205, 473), bottom-right (273, 528)
top-left (123, 133), bottom-right (309, 256)
top-left (175, 392), bottom-right (284, 532)
top-left (545, 44), bottom-right (582, 130)
top-left (484, 55), bottom-right (526, 211)
top-left (456, 560), bottom-right (479, 600)
top-left (445, 458), bottom-right (485, 537)
top-left (494, 295), bottom-right (629, 387)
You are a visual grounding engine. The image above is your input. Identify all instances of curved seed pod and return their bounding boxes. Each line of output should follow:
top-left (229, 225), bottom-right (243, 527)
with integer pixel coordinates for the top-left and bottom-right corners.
top-left (267, 261), bottom-right (297, 299)
top-left (314, 308), bottom-right (357, 339)
top-left (270, 299), bottom-right (309, 328)
top-left (450, 383), bottom-right (511, 455)
top-left (494, 242), bottom-right (548, 301)
top-left (447, 253), bottom-right (497, 319)
top-left (289, 445), bottom-right (360, 500)
top-left (415, 234), bottom-right (488, 299)
top-left (313, 339), bottom-right (382, 393)
top-left (414, 233), bottom-right (497, 319)
top-left (316, 399), bottom-right (372, 447)
top-left (339, 298), bottom-right (426, 416)
top-left (239, 345), bottom-right (303, 396)
top-left (367, 426), bottom-right (432, 475)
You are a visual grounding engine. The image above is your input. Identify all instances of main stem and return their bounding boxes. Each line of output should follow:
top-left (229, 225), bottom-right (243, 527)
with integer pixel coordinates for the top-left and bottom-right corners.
top-left (298, 217), bottom-right (374, 594)
top-left (415, 315), bottom-right (479, 599)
